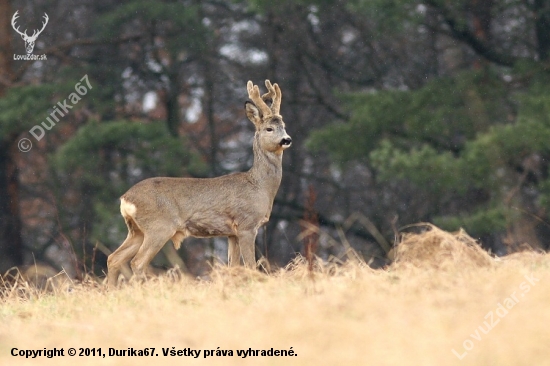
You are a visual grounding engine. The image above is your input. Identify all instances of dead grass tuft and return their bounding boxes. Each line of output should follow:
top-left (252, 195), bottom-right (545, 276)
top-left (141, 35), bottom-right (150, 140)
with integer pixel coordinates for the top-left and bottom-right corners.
top-left (0, 265), bottom-right (104, 303)
top-left (392, 223), bottom-right (494, 269)
top-left (210, 263), bottom-right (269, 280)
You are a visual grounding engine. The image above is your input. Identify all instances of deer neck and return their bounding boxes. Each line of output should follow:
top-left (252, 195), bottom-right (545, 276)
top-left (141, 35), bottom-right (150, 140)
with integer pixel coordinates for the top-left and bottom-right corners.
top-left (248, 133), bottom-right (283, 198)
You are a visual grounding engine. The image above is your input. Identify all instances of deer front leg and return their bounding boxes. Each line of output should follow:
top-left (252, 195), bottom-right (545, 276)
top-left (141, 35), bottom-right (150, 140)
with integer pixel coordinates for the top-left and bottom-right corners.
top-left (236, 230), bottom-right (258, 269)
top-left (228, 236), bottom-right (241, 266)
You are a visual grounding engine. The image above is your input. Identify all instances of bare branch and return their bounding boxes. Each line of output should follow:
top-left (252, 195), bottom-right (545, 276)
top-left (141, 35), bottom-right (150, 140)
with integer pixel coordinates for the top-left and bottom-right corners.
top-left (426, 1), bottom-right (518, 67)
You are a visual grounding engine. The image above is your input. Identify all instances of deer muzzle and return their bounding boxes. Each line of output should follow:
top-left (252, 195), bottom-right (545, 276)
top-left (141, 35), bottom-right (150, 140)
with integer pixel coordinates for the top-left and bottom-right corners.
top-left (280, 137), bottom-right (292, 148)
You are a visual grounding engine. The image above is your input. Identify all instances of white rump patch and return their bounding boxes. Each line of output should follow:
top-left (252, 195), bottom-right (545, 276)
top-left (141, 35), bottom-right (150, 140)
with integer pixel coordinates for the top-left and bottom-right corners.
top-left (120, 198), bottom-right (137, 218)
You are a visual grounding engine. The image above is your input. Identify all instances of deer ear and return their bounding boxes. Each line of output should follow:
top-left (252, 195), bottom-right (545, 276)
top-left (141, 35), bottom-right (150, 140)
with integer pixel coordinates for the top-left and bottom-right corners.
top-left (245, 101), bottom-right (262, 125)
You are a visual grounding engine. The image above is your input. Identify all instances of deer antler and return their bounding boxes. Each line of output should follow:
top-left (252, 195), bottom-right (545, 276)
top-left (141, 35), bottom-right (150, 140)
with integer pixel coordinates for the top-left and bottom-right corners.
top-left (11, 11), bottom-right (28, 38)
top-left (247, 80), bottom-right (272, 117)
top-left (262, 80), bottom-right (281, 115)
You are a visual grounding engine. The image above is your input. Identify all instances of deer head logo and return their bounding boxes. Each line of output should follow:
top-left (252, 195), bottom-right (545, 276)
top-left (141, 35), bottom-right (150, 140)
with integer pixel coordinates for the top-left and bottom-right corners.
top-left (11, 11), bottom-right (49, 54)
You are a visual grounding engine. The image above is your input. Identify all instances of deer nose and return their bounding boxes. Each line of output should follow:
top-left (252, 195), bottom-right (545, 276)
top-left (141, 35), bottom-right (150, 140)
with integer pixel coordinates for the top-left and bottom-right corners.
top-left (280, 137), bottom-right (292, 147)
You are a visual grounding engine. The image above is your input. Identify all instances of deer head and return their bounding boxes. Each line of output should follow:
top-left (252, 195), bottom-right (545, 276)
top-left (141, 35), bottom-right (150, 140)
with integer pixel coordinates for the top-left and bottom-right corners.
top-left (245, 80), bottom-right (292, 154)
top-left (11, 11), bottom-right (49, 54)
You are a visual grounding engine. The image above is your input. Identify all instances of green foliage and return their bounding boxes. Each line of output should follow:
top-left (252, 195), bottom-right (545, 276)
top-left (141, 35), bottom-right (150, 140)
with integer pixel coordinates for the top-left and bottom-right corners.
top-left (308, 69), bottom-right (550, 236)
top-left (307, 90), bottom-right (409, 164)
top-left (54, 120), bottom-right (204, 175)
top-left (308, 71), bottom-right (508, 163)
top-left (370, 140), bottom-right (464, 195)
top-left (434, 205), bottom-right (511, 236)
top-left (0, 83), bottom-right (69, 139)
top-left (347, 0), bottom-right (420, 34)
top-left (97, 1), bottom-right (207, 53)
top-left (247, 0), bottom-right (337, 12)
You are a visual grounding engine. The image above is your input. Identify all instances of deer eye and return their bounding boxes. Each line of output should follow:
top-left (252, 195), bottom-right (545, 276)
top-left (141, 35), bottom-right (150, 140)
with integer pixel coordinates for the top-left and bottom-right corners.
top-left (266, 128), bottom-right (274, 132)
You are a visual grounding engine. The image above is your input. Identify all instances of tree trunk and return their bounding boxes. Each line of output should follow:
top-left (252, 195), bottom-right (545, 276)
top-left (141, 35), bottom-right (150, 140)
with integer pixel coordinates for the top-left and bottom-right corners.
top-left (166, 69), bottom-right (181, 138)
top-left (0, 138), bottom-right (23, 272)
top-left (471, 0), bottom-right (493, 69)
top-left (0, 0), bottom-right (22, 273)
top-left (203, 58), bottom-right (218, 176)
top-left (535, 0), bottom-right (550, 61)
top-left (0, 0), bottom-right (12, 79)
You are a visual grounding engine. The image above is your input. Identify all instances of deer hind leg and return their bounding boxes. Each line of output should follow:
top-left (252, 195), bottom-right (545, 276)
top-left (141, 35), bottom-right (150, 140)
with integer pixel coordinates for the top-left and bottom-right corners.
top-left (237, 230), bottom-right (258, 269)
top-left (130, 230), bottom-right (174, 280)
top-left (107, 230), bottom-right (144, 288)
top-left (228, 236), bottom-right (241, 266)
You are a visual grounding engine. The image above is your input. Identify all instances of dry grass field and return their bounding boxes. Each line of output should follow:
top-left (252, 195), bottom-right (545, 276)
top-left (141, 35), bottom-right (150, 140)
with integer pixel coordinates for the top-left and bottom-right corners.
top-left (2, 226), bottom-right (550, 366)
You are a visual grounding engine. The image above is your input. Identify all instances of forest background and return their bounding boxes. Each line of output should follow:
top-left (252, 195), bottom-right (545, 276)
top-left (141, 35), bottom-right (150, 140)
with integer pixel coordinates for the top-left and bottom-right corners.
top-left (1, 0), bottom-right (549, 277)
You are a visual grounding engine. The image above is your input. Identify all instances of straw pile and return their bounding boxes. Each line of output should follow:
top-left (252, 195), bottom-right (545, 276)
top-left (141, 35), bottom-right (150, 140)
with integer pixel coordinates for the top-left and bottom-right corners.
top-left (392, 223), bottom-right (494, 269)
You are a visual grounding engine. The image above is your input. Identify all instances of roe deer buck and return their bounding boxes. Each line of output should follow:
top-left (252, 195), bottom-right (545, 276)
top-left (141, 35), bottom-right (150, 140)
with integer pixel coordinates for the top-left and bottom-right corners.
top-left (107, 80), bottom-right (292, 287)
